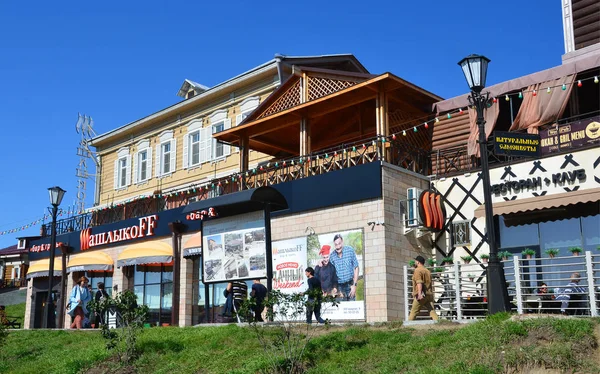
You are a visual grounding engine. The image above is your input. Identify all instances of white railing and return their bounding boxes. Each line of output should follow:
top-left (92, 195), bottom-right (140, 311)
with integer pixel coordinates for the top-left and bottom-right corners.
top-left (404, 251), bottom-right (600, 321)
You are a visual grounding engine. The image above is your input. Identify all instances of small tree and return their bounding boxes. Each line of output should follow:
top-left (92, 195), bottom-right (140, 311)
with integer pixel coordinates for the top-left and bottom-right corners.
top-left (88, 290), bottom-right (149, 363)
top-left (238, 289), bottom-right (338, 374)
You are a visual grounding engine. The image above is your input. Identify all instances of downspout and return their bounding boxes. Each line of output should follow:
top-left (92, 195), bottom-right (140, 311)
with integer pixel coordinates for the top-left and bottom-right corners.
top-left (94, 155), bottom-right (101, 206)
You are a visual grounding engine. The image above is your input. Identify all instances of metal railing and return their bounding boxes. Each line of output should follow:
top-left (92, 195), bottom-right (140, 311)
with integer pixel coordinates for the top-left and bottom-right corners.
top-left (404, 251), bottom-right (599, 321)
top-left (44, 135), bottom-right (430, 236)
top-left (0, 278), bottom-right (25, 289)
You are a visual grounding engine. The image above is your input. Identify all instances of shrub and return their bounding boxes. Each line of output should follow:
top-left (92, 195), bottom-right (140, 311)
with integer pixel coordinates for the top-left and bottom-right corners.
top-left (442, 256), bottom-right (454, 265)
top-left (521, 248), bottom-right (536, 257)
top-left (460, 255), bottom-right (472, 263)
top-left (545, 248), bottom-right (559, 258)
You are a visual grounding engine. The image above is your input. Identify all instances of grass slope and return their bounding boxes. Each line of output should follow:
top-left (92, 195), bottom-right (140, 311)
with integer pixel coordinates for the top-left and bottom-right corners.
top-left (4, 303), bottom-right (25, 329)
top-left (0, 315), bottom-right (598, 374)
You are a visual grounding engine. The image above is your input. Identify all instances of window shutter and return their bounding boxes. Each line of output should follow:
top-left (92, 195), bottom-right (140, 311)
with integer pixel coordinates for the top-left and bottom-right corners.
top-left (236, 114), bottom-right (242, 126)
top-left (183, 133), bottom-right (189, 169)
top-left (125, 155), bottom-right (131, 186)
top-left (155, 143), bottom-right (161, 177)
top-left (170, 138), bottom-right (177, 173)
top-left (200, 127), bottom-right (212, 163)
top-left (133, 153), bottom-right (138, 184)
top-left (223, 119), bottom-right (231, 156)
top-left (147, 147), bottom-right (153, 179)
top-left (113, 159), bottom-right (119, 189)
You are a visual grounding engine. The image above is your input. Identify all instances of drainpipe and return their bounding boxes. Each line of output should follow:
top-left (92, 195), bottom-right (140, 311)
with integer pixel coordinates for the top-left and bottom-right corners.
top-left (94, 156), bottom-right (102, 206)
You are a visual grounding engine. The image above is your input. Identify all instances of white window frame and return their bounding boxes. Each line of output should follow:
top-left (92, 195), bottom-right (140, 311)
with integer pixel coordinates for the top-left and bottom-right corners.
top-left (183, 120), bottom-right (206, 169)
top-left (209, 110), bottom-right (231, 161)
top-left (235, 97), bottom-right (260, 154)
top-left (134, 140), bottom-right (152, 184)
top-left (114, 148), bottom-right (131, 190)
top-left (451, 220), bottom-right (471, 247)
top-left (156, 130), bottom-right (177, 177)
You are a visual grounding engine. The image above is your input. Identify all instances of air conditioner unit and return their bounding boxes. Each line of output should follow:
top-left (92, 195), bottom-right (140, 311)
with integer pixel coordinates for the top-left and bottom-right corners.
top-left (404, 187), bottom-right (423, 228)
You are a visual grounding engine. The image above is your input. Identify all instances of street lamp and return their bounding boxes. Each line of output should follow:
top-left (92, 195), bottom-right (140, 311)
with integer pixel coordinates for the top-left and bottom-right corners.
top-left (43, 186), bottom-right (65, 328)
top-left (458, 54), bottom-right (510, 314)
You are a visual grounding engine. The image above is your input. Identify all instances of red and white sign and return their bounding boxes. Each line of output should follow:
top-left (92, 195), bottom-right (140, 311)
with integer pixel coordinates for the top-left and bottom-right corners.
top-left (272, 237), bottom-right (307, 294)
top-left (30, 242), bottom-right (65, 253)
top-left (186, 208), bottom-right (218, 221)
top-left (80, 215), bottom-right (158, 251)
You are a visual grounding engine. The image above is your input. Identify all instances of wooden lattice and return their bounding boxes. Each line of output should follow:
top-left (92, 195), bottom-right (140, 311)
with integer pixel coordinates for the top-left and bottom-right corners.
top-left (307, 76), bottom-right (358, 101)
top-left (258, 79), bottom-right (301, 119)
top-left (388, 110), bottom-right (421, 132)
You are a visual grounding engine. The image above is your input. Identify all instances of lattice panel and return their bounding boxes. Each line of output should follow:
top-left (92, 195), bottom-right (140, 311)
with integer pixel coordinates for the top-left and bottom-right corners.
top-left (388, 110), bottom-right (421, 131)
top-left (307, 76), bottom-right (358, 101)
top-left (258, 80), bottom-right (301, 119)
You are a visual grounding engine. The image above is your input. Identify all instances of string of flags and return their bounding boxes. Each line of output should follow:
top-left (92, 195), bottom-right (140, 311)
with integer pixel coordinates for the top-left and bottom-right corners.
top-left (2, 75), bottom-right (597, 237)
top-left (0, 208), bottom-right (78, 236)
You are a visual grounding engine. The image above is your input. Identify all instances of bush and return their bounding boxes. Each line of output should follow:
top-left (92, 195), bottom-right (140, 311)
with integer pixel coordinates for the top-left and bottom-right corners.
top-left (88, 289), bottom-right (149, 363)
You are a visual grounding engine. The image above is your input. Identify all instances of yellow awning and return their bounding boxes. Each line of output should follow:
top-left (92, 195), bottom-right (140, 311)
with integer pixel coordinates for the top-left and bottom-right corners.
top-left (26, 258), bottom-right (63, 279)
top-left (117, 241), bottom-right (173, 267)
top-left (67, 251), bottom-right (114, 273)
top-left (183, 233), bottom-right (202, 257)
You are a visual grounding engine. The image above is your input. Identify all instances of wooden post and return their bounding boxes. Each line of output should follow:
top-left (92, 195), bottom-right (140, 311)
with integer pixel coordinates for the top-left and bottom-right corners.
top-left (169, 221), bottom-right (186, 327)
top-left (240, 135), bottom-right (249, 191)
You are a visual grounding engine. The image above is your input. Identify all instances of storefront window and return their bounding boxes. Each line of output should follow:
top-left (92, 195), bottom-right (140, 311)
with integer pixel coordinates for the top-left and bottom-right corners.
top-left (85, 271), bottom-right (113, 296)
top-left (499, 217), bottom-right (539, 249)
top-left (133, 264), bottom-right (173, 325)
top-left (582, 214), bottom-right (600, 251)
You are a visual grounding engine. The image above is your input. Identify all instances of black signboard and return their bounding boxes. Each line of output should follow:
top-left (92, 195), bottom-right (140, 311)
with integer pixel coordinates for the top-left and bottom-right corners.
top-left (493, 131), bottom-right (541, 158)
top-left (540, 116), bottom-right (600, 155)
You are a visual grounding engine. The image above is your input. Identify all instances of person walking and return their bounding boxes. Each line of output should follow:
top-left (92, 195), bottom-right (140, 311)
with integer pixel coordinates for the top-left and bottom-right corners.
top-left (69, 276), bottom-right (92, 329)
top-left (408, 256), bottom-right (438, 321)
top-left (305, 267), bottom-right (326, 324)
top-left (250, 279), bottom-right (268, 322)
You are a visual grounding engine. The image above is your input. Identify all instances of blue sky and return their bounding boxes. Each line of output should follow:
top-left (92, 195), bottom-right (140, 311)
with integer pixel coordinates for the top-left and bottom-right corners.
top-left (0, 0), bottom-right (564, 248)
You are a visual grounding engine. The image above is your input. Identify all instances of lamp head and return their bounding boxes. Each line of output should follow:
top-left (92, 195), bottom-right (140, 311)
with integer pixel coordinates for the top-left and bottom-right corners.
top-left (458, 54), bottom-right (490, 93)
top-left (48, 186), bottom-right (66, 207)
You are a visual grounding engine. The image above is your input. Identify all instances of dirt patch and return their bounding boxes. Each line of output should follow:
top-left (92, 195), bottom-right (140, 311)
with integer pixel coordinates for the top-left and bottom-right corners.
top-left (84, 355), bottom-right (136, 374)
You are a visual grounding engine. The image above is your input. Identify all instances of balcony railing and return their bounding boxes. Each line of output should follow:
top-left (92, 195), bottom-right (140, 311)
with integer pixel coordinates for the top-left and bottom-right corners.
top-left (42, 135), bottom-right (430, 236)
top-left (404, 252), bottom-right (599, 321)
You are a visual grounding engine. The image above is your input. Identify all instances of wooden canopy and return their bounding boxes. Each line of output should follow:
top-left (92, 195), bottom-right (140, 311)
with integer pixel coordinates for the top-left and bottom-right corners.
top-left (214, 67), bottom-right (442, 159)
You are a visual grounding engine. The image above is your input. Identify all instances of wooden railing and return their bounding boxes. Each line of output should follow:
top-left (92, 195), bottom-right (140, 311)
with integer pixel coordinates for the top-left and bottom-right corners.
top-left (43, 135), bottom-right (430, 236)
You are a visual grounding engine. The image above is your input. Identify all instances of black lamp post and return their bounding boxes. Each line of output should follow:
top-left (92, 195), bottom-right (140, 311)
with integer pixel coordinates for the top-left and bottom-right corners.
top-left (42, 186), bottom-right (66, 328)
top-left (458, 54), bottom-right (510, 314)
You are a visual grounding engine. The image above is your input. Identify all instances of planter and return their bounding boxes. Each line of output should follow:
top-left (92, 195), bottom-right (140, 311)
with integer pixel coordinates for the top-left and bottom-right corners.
top-left (482, 258), bottom-right (489, 263)
top-left (162, 323), bottom-right (170, 327)
top-left (572, 252), bottom-right (580, 256)
top-left (525, 254), bottom-right (532, 259)
top-left (549, 254), bottom-right (555, 259)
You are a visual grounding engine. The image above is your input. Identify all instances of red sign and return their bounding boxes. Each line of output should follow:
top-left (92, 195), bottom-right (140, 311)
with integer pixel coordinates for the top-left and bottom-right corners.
top-left (80, 215), bottom-right (158, 251)
top-left (30, 242), bottom-right (65, 253)
top-left (186, 208), bottom-right (218, 221)
top-left (419, 190), bottom-right (446, 232)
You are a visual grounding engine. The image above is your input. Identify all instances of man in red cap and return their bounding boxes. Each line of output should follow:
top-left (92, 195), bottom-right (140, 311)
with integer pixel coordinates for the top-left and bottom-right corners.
top-left (315, 245), bottom-right (338, 297)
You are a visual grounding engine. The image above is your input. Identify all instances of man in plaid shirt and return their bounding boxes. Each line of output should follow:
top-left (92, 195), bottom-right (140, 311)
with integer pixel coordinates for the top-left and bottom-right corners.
top-left (329, 234), bottom-right (359, 301)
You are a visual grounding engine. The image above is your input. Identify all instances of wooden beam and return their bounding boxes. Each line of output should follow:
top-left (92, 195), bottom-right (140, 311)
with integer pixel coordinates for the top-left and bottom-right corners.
top-left (250, 138), bottom-right (298, 155)
top-left (240, 135), bottom-right (249, 173)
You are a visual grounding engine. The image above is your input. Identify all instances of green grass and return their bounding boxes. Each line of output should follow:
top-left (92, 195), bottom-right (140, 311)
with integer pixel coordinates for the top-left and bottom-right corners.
top-left (0, 315), bottom-right (598, 374)
top-left (4, 303), bottom-right (25, 329)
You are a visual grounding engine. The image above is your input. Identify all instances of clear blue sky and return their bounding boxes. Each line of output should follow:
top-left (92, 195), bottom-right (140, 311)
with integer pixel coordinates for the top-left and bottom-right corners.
top-left (0, 0), bottom-right (564, 248)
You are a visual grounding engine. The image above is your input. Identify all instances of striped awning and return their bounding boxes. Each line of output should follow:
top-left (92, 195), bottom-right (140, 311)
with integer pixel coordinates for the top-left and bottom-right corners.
top-left (26, 258), bottom-right (63, 279)
top-left (117, 241), bottom-right (173, 268)
top-left (67, 251), bottom-right (114, 273)
top-left (183, 233), bottom-right (202, 257)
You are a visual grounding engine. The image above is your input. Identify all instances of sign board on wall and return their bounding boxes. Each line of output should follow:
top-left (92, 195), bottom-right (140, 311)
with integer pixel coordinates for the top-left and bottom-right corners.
top-left (272, 229), bottom-right (365, 321)
top-left (202, 211), bottom-right (266, 283)
top-left (493, 131), bottom-right (541, 158)
top-left (540, 116), bottom-right (600, 154)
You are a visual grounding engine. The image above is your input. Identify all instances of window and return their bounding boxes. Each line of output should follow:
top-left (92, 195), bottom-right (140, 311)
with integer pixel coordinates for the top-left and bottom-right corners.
top-left (134, 140), bottom-right (152, 183)
top-left (451, 220), bottom-right (471, 247)
top-left (208, 110), bottom-right (231, 161)
top-left (85, 271), bottom-right (113, 297)
top-left (236, 97), bottom-right (260, 125)
top-left (113, 148), bottom-right (131, 190)
top-left (183, 120), bottom-right (210, 169)
top-left (156, 131), bottom-right (176, 177)
top-left (133, 264), bottom-right (173, 325)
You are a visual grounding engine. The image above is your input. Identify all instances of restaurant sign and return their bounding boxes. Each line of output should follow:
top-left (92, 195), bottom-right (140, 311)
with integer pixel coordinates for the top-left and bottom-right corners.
top-left (80, 215), bottom-right (158, 250)
top-left (493, 131), bottom-right (541, 158)
top-left (540, 116), bottom-right (600, 154)
top-left (30, 242), bottom-right (66, 253)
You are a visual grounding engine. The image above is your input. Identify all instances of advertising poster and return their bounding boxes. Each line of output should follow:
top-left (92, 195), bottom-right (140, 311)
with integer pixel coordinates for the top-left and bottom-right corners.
top-left (272, 228), bottom-right (365, 321)
top-left (202, 211), bottom-right (266, 283)
top-left (272, 237), bottom-right (307, 294)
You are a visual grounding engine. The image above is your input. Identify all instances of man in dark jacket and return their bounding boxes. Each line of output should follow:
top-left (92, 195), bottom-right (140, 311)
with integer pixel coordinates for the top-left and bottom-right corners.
top-left (250, 279), bottom-right (267, 322)
top-left (305, 267), bottom-right (326, 324)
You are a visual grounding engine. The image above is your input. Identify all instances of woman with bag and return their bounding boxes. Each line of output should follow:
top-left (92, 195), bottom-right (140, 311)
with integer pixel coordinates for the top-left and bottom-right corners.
top-left (68, 276), bottom-right (92, 329)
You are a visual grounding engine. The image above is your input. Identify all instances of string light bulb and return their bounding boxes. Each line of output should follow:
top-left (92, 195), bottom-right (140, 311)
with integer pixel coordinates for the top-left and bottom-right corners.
top-left (392, 133), bottom-right (397, 140)
top-left (595, 76), bottom-right (599, 84)
top-left (577, 80), bottom-right (582, 87)
top-left (413, 127), bottom-right (417, 133)
top-left (562, 84), bottom-right (566, 90)
top-left (424, 123), bottom-right (429, 129)
top-left (447, 113), bottom-right (451, 119)
top-left (505, 95), bottom-right (509, 101)
top-left (492, 97), bottom-right (497, 103)
top-left (546, 87), bottom-right (551, 94)
top-left (435, 117), bottom-right (439, 123)
top-left (518, 92), bottom-right (523, 99)
top-left (532, 90), bottom-right (537, 96)
top-left (402, 130), bottom-right (406, 136)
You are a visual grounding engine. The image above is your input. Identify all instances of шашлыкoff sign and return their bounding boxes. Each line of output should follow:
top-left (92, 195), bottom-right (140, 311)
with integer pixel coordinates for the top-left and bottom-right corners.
top-left (493, 131), bottom-right (541, 158)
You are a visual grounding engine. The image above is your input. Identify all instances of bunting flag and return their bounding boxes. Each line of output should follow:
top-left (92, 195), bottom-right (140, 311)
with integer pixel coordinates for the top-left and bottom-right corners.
top-left (0, 209), bottom-right (70, 236)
